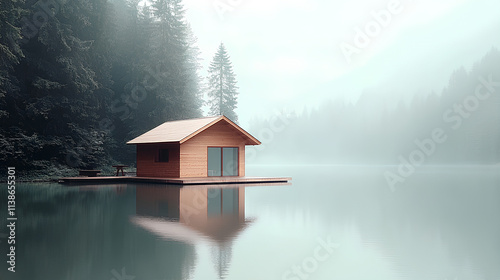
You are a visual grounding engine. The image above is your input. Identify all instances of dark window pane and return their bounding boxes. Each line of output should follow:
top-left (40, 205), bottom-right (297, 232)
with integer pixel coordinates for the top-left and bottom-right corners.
top-left (208, 147), bottom-right (221, 176)
top-left (158, 149), bottom-right (169, 162)
top-left (222, 147), bottom-right (238, 176)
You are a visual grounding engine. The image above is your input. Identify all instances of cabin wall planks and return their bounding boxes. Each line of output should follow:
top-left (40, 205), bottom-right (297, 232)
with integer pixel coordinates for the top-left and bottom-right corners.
top-left (136, 143), bottom-right (181, 177)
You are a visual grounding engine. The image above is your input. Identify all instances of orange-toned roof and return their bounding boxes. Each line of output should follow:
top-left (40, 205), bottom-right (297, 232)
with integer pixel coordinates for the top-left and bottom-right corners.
top-left (126, 115), bottom-right (261, 145)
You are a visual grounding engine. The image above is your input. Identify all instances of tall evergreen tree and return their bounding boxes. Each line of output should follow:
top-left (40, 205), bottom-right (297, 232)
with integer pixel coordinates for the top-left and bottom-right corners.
top-left (0, 0), bottom-right (25, 72)
top-left (0, 0), bottom-right (26, 169)
top-left (126, 0), bottom-right (201, 134)
top-left (1, 0), bottom-right (115, 171)
top-left (0, 0), bottom-right (25, 108)
top-left (207, 43), bottom-right (239, 122)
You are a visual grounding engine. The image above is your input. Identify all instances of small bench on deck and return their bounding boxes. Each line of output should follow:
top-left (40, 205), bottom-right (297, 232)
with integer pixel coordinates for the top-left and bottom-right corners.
top-left (79, 170), bottom-right (101, 177)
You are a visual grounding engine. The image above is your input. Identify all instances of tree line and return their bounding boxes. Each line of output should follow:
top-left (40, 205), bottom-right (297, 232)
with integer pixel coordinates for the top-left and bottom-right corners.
top-left (0, 0), bottom-right (240, 176)
top-left (249, 48), bottom-right (500, 165)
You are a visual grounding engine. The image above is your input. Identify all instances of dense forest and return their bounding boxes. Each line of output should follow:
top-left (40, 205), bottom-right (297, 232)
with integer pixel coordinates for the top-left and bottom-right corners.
top-left (249, 49), bottom-right (500, 165)
top-left (0, 0), bottom-right (203, 176)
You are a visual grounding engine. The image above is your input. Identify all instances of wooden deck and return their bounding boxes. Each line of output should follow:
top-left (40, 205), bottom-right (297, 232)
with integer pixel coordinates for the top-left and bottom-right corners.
top-left (58, 176), bottom-right (291, 185)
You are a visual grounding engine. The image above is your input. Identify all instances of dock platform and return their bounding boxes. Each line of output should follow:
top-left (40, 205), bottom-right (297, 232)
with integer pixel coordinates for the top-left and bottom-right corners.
top-left (58, 176), bottom-right (291, 185)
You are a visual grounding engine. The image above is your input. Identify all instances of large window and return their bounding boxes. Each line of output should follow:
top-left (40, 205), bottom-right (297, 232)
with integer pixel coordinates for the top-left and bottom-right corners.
top-left (207, 147), bottom-right (239, 176)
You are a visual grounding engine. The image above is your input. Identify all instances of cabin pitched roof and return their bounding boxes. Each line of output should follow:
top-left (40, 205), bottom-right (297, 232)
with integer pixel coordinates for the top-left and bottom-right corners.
top-left (126, 115), bottom-right (261, 145)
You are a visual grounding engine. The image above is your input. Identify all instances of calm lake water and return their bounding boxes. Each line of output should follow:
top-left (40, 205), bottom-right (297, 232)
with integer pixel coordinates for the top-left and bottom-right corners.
top-left (1, 165), bottom-right (499, 280)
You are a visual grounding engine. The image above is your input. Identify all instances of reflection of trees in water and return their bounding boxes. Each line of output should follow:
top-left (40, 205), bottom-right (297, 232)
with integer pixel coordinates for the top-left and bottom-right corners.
top-left (211, 242), bottom-right (233, 279)
top-left (0, 184), bottom-right (196, 280)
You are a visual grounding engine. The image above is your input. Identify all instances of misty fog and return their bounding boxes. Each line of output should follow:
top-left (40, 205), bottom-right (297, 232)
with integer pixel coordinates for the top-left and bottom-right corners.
top-left (247, 49), bottom-right (500, 167)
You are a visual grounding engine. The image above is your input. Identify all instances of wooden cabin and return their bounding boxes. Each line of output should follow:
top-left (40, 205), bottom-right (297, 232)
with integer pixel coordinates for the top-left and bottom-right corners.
top-left (126, 116), bottom-right (261, 178)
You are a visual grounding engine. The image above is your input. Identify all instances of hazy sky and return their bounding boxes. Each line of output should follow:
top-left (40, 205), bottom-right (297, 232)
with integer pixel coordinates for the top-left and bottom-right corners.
top-left (182, 0), bottom-right (500, 126)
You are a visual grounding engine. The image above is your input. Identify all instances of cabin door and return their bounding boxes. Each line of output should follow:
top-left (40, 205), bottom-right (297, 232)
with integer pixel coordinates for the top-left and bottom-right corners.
top-left (207, 147), bottom-right (238, 176)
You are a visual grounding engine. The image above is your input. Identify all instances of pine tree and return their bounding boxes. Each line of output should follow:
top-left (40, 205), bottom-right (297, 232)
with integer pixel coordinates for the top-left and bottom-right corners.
top-left (3, 0), bottom-right (114, 170)
top-left (129, 0), bottom-right (201, 129)
top-left (0, 0), bottom-right (25, 99)
top-left (0, 0), bottom-right (25, 69)
top-left (207, 43), bottom-right (239, 123)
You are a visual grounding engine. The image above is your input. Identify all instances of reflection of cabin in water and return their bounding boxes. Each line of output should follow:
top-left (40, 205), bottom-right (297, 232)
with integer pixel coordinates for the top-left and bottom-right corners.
top-left (127, 116), bottom-right (261, 178)
top-left (132, 185), bottom-right (250, 279)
